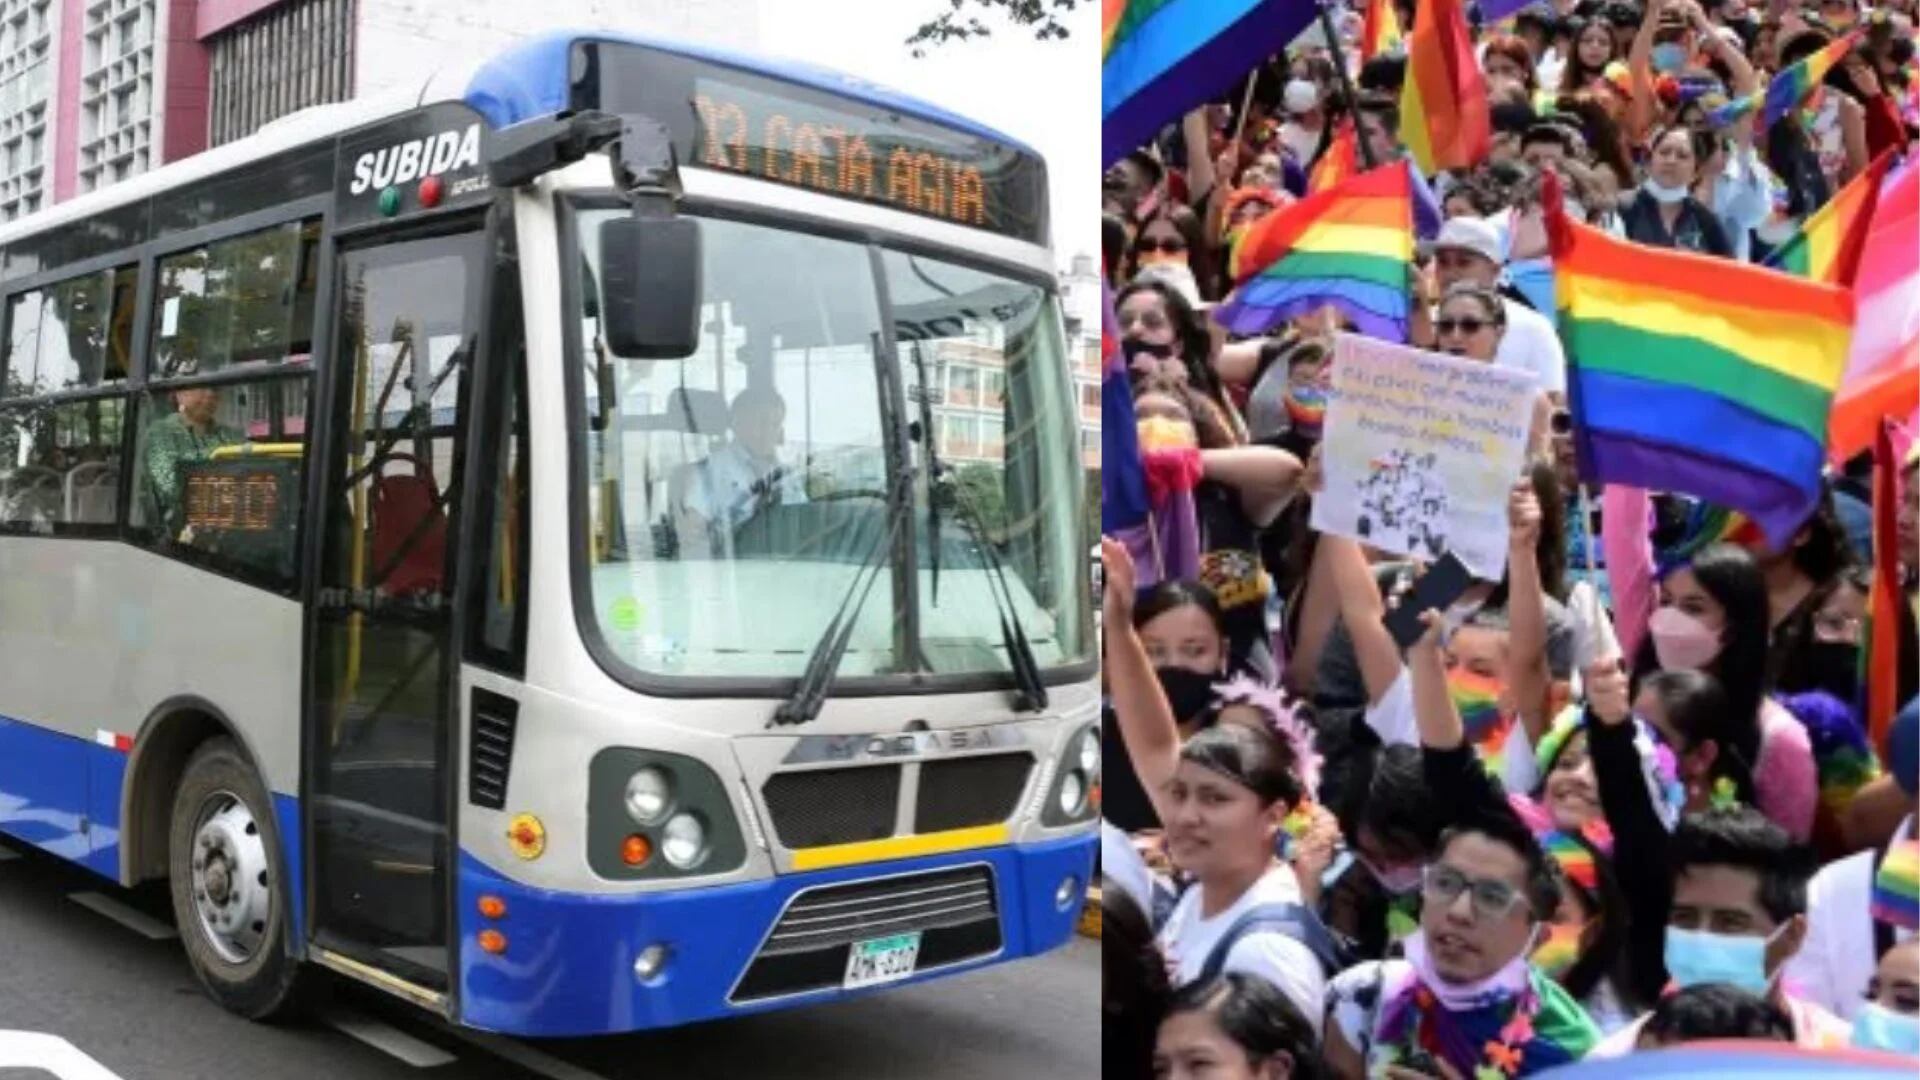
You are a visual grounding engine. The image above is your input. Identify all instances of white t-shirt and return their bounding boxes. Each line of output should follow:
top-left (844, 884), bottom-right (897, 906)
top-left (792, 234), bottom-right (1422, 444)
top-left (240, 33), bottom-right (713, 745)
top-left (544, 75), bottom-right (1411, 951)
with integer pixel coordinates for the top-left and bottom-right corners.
top-left (1157, 864), bottom-right (1328, 1035)
top-left (1495, 298), bottom-right (1566, 395)
top-left (682, 441), bottom-right (807, 527)
top-left (1784, 815), bottom-right (1917, 1020)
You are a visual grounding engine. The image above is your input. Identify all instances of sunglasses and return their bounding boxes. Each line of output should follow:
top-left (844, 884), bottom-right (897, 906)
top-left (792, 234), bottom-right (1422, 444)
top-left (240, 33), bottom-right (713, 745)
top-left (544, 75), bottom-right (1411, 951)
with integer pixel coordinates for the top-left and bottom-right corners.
top-left (1435, 317), bottom-right (1496, 336)
top-left (1137, 237), bottom-right (1189, 254)
top-left (1550, 408), bottom-right (1573, 434)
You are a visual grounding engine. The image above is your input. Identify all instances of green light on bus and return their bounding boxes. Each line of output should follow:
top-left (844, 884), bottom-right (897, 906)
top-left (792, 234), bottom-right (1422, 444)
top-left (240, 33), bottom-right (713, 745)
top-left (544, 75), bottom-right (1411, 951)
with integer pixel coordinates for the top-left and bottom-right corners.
top-left (377, 186), bottom-right (401, 216)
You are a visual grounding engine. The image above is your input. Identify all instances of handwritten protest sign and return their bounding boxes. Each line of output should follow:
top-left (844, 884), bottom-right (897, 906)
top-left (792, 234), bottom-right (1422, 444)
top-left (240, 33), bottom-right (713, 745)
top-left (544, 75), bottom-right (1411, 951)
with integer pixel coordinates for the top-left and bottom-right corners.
top-left (1311, 333), bottom-right (1538, 579)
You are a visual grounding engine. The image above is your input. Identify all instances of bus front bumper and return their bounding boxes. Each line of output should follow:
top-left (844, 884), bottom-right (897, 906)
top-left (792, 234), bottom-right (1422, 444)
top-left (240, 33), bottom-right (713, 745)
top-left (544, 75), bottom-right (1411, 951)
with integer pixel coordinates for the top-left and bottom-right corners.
top-left (453, 832), bottom-right (1094, 1036)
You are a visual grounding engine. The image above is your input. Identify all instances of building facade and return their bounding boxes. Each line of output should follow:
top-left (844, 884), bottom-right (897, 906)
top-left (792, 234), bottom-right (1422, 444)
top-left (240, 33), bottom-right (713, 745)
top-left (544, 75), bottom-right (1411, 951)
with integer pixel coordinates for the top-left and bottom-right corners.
top-left (0, 0), bottom-right (758, 220)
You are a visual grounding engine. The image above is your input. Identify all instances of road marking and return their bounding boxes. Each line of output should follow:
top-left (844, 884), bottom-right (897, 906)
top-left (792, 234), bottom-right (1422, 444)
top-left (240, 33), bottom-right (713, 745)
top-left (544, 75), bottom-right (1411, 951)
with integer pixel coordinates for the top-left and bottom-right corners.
top-left (440, 1029), bottom-right (619, 1080)
top-left (0, 1030), bottom-right (127, 1078)
top-left (326, 1011), bottom-right (459, 1069)
top-left (67, 891), bottom-right (176, 940)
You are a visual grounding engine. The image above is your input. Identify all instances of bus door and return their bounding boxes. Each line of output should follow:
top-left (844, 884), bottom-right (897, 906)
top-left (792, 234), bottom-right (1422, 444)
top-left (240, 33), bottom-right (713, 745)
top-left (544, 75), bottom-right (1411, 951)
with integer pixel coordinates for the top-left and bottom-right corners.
top-left (306, 227), bottom-right (487, 990)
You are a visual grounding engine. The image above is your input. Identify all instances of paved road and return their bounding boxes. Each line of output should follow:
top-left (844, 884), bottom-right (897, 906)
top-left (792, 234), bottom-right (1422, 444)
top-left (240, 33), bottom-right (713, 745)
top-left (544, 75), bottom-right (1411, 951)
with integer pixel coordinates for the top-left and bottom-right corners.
top-left (0, 839), bottom-right (1096, 1079)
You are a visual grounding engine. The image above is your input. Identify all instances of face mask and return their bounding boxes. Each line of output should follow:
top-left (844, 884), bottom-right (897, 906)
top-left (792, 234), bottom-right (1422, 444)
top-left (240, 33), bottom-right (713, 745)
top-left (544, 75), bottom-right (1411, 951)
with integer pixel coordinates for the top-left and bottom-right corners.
top-left (1404, 927), bottom-right (1538, 1011)
top-left (1136, 415), bottom-right (1198, 453)
top-left (1446, 668), bottom-right (1510, 745)
top-left (1359, 853), bottom-right (1425, 895)
top-left (1530, 921), bottom-right (1586, 980)
top-left (1650, 605), bottom-right (1722, 671)
top-left (1651, 42), bottom-right (1687, 73)
top-left (1122, 336), bottom-right (1174, 364)
top-left (1282, 384), bottom-right (1328, 437)
top-left (1643, 177), bottom-right (1692, 205)
top-left (1662, 923), bottom-right (1786, 995)
top-left (1804, 640), bottom-right (1861, 702)
top-left (1155, 666), bottom-right (1219, 726)
top-left (1852, 1001), bottom-right (1920, 1055)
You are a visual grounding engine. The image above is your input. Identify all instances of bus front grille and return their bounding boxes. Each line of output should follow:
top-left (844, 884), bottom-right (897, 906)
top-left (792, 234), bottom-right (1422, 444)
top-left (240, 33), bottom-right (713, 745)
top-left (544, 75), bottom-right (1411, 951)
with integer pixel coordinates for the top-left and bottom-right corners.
top-left (913, 754), bottom-right (1032, 833)
top-left (761, 765), bottom-right (901, 849)
top-left (730, 864), bottom-right (1002, 1003)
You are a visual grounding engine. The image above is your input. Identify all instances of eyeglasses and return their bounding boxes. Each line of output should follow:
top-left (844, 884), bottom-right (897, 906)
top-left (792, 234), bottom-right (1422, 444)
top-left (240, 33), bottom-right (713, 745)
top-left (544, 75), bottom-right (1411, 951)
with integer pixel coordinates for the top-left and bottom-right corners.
top-left (1435, 317), bottom-right (1496, 337)
top-left (1138, 237), bottom-right (1189, 255)
top-left (1423, 863), bottom-right (1531, 920)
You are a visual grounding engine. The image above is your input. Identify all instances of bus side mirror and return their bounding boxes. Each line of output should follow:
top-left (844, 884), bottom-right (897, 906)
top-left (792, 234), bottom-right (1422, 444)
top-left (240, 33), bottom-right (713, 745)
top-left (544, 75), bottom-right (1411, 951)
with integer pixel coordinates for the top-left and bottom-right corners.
top-left (597, 216), bottom-right (701, 359)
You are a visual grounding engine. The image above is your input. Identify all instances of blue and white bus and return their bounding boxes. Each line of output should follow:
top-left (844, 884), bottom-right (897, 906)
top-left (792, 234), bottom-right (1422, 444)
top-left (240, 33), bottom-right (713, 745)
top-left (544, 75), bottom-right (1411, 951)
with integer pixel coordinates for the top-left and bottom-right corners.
top-left (0, 29), bottom-right (1097, 1036)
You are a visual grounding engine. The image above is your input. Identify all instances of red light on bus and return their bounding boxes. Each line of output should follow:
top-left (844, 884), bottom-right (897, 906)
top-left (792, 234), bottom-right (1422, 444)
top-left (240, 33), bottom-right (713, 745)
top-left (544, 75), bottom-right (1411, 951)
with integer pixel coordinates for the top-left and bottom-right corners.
top-left (621, 834), bottom-right (653, 867)
top-left (419, 174), bottom-right (443, 208)
top-left (478, 929), bottom-right (508, 955)
top-left (478, 895), bottom-right (507, 919)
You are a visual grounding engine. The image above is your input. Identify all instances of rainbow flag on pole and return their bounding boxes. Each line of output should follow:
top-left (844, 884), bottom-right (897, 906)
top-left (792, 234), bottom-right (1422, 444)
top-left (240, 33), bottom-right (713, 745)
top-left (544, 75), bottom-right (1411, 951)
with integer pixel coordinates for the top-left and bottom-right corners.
top-left (1101, 280), bottom-right (1149, 534)
top-left (1399, 0), bottom-right (1489, 173)
top-left (1548, 187), bottom-right (1855, 548)
top-left (1762, 31), bottom-right (1860, 128)
top-left (1766, 149), bottom-right (1893, 287)
top-left (1103, 0), bottom-right (1317, 166)
top-left (1216, 161), bottom-right (1415, 341)
top-left (1360, 0), bottom-right (1404, 61)
top-left (1828, 155), bottom-right (1919, 464)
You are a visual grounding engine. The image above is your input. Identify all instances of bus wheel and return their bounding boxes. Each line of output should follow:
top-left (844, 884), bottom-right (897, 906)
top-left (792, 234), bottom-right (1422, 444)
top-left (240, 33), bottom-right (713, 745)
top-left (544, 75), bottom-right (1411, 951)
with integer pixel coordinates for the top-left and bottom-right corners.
top-left (168, 737), bottom-right (299, 1019)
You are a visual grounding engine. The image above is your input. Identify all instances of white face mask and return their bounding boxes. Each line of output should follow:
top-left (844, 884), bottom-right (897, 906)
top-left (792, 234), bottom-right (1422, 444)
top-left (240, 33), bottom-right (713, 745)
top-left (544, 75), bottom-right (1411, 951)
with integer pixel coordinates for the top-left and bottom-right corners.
top-left (1643, 178), bottom-right (1691, 205)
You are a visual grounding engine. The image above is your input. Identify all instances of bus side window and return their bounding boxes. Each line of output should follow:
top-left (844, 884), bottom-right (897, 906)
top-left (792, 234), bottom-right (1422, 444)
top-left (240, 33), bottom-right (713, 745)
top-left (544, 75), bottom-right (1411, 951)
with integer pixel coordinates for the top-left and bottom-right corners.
top-left (471, 230), bottom-right (528, 672)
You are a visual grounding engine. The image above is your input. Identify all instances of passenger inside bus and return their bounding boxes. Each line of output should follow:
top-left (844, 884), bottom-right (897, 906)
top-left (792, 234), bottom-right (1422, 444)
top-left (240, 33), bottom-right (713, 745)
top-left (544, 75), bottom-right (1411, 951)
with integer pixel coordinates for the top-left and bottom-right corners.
top-left (139, 385), bottom-right (244, 538)
top-left (672, 386), bottom-right (809, 553)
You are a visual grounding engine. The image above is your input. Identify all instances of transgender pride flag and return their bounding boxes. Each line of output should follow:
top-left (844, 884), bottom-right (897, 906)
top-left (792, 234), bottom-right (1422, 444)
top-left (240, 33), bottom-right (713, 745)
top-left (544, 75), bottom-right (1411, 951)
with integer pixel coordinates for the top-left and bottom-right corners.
top-left (1101, 281), bottom-right (1149, 534)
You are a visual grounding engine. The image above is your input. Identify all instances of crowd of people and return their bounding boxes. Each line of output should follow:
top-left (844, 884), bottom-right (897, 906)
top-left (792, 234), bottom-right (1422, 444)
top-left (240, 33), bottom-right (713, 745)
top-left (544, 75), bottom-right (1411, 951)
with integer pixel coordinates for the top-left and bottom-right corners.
top-left (1097, 0), bottom-right (1920, 1075)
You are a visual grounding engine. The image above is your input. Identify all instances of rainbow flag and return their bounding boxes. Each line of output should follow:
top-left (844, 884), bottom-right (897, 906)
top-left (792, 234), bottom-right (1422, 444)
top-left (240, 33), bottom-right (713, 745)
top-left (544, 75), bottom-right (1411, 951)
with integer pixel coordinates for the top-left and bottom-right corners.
top-left (1762, 31), bottom-right (1860, 128)
top-left (1215, 161), bottom-right (1414, 341)
top-left (1100, 280), bottom-right (1149, 533)
top-left (1548, 189), bottom-right (1855, 549)
top-left (1829, 156), bottom-right (1918, 464)
top-left (1103, 0), bottom-right (1317, 166)
top-left (1398, 0), bottom-right (1489, 173)
top-left (1703, 90), bottom-right (1762, 130)
top-left (1309, 123), bottom-right (1358, 194)
top-left (1766, 150), bottom-right (1893, 288)
top-left (1360, 0), bottom-right (1403, 61)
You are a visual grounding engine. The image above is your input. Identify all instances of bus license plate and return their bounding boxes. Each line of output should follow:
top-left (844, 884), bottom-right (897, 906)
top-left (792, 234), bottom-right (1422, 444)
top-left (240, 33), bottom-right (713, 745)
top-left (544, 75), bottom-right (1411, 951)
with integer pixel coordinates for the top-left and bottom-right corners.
top-left (843, 932), bottom-right (922, 990)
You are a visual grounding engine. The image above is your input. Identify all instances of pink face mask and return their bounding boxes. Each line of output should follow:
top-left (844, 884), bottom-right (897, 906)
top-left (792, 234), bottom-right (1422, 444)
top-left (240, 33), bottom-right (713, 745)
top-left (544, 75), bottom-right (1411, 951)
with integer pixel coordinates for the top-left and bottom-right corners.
top-left (1649, 605), bottom-right (1722, 671)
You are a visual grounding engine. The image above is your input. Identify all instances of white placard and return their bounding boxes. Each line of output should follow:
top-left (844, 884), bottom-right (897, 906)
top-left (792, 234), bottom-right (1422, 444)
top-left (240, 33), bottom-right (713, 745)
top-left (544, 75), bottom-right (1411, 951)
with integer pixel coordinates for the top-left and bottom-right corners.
top-left (1311, 333), bottom-right (1539, 579)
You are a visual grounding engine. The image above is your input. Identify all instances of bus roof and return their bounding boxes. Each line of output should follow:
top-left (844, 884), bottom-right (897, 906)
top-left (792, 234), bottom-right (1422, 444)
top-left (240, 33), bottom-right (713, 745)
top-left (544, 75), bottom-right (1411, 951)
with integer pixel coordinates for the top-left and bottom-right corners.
top-left (0, 27), bottom-right (1035, 251)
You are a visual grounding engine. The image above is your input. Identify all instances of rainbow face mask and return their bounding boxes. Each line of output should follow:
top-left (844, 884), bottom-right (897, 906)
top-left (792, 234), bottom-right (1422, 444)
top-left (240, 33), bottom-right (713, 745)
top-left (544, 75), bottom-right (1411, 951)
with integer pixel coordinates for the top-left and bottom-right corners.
top-left (1135, 415), bottom-right (1197, 453)
top-left (1283, 384), bottom-right (1328, 436)
top-left (1446, 667), bottom-right (1512, 756)
top-left (1530, 921), bottom-right (1586, 980)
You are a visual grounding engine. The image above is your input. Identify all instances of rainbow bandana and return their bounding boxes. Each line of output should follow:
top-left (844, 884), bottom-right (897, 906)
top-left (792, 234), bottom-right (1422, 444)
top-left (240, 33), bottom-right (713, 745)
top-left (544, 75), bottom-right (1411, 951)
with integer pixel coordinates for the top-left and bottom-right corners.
top-left (1872, 839), bottom-right (1920, 931)
top-left (1540, 830), bottom-right (1598, 892)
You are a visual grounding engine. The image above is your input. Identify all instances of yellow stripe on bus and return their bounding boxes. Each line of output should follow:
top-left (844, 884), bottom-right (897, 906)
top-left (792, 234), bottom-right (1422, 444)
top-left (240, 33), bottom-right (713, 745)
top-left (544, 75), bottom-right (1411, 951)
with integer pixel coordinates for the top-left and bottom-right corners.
top-left (790, 823), bottom-right (1011, 872)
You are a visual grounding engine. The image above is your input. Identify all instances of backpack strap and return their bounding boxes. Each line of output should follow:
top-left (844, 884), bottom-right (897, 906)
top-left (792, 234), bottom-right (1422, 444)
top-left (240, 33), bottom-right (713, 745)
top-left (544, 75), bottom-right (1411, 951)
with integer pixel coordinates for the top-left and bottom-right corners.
top-left (1196, 901), bottom-right (1345, 984)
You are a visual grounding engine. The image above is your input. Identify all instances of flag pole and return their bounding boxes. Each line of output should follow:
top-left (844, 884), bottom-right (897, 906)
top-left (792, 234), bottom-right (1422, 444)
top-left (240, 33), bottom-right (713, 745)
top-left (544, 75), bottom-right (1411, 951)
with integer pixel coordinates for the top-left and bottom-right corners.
top-left (1318, 0), bottom-right (1376, 169)
top-left (1230, 70), bottom-right (1260, 149)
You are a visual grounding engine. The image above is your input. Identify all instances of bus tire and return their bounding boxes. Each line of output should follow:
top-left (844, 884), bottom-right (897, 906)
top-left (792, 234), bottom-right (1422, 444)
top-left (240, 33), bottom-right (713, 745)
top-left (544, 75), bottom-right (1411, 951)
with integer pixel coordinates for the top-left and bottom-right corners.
top-left (168, 737), bottom-right (300, 1019)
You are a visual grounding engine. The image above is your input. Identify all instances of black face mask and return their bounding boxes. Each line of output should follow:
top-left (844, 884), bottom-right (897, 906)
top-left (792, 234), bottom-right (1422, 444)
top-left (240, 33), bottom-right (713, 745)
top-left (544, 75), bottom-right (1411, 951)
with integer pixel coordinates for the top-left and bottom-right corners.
top-left (1803, 640), bottom-right (1861, 703)
top-left (1155, 666), bottom-right (1219, 726)
top-left (1123, 336), bottom-right (1175, 363)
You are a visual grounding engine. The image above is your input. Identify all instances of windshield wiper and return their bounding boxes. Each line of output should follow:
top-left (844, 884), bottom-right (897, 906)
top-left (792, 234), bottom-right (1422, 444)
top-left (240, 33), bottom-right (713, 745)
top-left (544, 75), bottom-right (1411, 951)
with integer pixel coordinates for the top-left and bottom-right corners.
top-left (934, 470), bottom-right (1050, 713)
top-left (768, 467), bottom-right (915, 728)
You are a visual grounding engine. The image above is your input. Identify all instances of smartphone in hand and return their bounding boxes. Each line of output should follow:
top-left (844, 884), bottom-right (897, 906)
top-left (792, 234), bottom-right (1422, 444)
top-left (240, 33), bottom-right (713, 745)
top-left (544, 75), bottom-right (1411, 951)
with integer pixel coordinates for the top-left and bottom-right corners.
top-left (1383, 552), bottom-right (1474, 649)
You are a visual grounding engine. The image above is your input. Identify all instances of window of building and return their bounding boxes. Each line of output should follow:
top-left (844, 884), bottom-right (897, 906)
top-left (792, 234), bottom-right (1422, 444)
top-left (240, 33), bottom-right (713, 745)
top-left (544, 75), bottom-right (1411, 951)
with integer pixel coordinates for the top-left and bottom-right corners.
top-left (947, 364), bottom-right (978, 407)
top-left (151, 217), bottom-right (321, 377)
top-left (980, 367), bottom-right (1005, 409)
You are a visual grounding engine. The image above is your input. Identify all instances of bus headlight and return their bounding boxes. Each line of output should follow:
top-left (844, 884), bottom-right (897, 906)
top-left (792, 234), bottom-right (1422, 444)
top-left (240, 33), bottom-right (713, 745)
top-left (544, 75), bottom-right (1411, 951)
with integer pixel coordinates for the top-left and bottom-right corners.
top-left (1041, 724), bottom-right (1101, 827)
top-left (624, 766), bottom-right (673, 825)
top-left (1059, 770), bottom-right (1088, 815)
top-left (661, 812), bottom-right (709, 869)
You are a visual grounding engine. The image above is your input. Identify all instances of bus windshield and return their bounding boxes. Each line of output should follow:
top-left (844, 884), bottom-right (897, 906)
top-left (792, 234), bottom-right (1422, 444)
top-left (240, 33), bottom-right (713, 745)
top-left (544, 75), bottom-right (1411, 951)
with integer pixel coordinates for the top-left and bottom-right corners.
top-left (572, 206), bottom-right (1091, 684)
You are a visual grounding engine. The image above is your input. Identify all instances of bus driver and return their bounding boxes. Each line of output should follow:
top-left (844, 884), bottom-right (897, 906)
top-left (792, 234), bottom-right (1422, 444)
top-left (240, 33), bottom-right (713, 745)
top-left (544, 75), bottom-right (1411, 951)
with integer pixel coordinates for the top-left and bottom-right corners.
top-left (140, 385), bottom-right (243, 539)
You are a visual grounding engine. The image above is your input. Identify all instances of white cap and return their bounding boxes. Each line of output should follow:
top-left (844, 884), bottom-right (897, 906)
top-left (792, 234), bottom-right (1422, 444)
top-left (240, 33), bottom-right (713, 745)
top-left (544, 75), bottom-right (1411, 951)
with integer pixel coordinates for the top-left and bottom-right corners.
top-left (1431, 216), bottom-right (1503, 265)
top-left (1283, 79), bottom-right (1320, 116)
